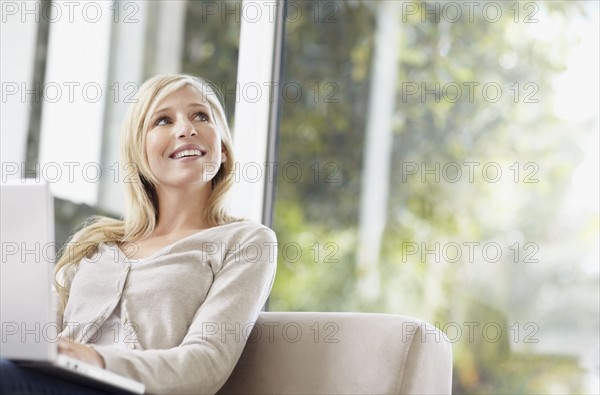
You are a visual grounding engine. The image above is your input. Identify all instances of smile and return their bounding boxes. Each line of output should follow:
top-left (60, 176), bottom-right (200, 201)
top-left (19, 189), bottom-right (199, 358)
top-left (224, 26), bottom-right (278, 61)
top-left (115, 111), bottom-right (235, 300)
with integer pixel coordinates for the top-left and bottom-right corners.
top-left (169, 149), bottom-right (207, 159)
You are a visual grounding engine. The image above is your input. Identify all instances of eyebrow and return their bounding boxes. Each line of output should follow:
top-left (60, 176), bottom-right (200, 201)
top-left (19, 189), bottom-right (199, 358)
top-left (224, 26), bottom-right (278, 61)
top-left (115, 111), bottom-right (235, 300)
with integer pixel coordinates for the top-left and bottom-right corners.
top-left (153, 103), bottom-right (211, 115)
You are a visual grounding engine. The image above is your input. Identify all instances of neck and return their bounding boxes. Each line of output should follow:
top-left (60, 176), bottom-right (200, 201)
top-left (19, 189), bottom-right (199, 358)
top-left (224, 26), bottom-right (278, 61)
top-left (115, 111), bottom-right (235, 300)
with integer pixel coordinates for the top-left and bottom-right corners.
top-left (152, 184), bottom-right (212, 236)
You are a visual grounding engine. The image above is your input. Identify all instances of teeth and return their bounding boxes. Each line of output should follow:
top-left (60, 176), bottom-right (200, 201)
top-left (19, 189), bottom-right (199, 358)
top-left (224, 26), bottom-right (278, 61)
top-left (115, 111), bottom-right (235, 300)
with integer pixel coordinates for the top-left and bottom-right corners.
top-left (173, 149), bottom-right (204, 159)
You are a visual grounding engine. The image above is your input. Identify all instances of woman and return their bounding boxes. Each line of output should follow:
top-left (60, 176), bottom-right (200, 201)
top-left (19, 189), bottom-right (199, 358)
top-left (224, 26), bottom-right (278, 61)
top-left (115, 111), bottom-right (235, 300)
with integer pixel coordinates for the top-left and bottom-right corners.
top-left (2, 74), bottom-right (278, 394)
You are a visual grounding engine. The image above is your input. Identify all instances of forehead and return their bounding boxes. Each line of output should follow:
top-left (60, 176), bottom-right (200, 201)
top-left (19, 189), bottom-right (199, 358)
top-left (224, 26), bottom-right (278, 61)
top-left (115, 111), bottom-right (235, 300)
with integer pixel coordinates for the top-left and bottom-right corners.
top-left (153, 85), bottom-right (211, 110)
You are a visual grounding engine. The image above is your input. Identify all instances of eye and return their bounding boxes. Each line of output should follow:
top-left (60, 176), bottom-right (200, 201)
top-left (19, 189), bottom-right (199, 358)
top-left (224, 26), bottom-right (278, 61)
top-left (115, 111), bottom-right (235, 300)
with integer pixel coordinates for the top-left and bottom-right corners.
top-left (194, 112), bottom-right (210, 122)
top-left (154, 116), bottom-right (171, 126)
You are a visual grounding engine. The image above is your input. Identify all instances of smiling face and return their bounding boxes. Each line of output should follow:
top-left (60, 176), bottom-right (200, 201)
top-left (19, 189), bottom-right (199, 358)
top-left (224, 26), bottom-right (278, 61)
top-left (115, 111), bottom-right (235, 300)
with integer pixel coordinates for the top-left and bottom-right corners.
top-left (144, 85), bottom-right (227, 190)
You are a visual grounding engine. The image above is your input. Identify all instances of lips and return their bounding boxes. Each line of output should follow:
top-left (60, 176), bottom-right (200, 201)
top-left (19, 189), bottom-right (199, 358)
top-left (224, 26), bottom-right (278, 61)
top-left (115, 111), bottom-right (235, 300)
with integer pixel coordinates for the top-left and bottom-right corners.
top-left (168, 144), bottom-right (207, 159)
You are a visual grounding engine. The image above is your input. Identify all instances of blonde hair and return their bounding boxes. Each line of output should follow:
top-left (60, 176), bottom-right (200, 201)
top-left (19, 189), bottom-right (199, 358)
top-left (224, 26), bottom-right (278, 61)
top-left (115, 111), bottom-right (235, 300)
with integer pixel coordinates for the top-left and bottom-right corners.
top-left (54, 74), bottom-right (238, 311)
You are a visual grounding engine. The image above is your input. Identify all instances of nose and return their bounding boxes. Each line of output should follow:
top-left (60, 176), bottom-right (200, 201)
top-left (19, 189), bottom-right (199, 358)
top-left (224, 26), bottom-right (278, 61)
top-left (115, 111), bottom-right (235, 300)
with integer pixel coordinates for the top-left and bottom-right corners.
top-left (176, 118), bottom-right (197, 138)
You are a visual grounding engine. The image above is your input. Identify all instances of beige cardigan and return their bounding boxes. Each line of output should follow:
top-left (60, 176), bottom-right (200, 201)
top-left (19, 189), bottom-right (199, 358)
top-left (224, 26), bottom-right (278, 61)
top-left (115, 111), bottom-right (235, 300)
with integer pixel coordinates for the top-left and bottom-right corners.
top-left (58, 221), bottom-right (277, 394)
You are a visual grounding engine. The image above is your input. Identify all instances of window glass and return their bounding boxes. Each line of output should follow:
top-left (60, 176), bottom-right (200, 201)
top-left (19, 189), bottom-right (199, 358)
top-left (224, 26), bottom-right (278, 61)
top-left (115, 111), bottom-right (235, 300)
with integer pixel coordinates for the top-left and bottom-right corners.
top-left (182, 0), bottom-right (241, 125)
top-left (271, 1), bottom-right (599, 393)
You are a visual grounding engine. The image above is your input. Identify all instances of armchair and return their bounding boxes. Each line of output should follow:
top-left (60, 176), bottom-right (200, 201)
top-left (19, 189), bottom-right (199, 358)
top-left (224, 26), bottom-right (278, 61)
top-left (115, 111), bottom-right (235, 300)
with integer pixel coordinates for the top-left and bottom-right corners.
top-left (218, 312), bottom-right (453, 394)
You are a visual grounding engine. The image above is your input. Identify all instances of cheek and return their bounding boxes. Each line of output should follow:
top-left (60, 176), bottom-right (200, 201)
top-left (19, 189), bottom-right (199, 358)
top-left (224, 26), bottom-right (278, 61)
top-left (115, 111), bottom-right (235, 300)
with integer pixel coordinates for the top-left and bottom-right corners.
top-left (146, 133), bottom-right (163, 157)
top-left (144, 134), bottom-right (164, 171)
top-left (210, 129), bottom-right (225, 152)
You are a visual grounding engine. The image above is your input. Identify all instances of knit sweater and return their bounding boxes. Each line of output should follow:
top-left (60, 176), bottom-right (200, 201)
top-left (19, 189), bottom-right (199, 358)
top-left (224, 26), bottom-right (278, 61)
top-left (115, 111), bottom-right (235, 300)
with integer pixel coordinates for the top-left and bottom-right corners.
top-left (58, 221), bottom-right (278, 394)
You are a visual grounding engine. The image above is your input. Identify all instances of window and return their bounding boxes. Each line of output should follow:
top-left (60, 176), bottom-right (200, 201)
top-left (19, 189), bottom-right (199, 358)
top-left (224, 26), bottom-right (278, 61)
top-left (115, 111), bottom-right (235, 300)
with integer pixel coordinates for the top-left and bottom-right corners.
top-left (270, 1), bottom-right (599, 393)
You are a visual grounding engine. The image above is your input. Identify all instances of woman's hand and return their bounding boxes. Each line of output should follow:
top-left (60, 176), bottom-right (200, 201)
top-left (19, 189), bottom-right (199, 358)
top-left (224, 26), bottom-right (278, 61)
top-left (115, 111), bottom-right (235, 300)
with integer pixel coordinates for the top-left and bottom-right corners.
top-left (58, 339), bottom-right (105, 368)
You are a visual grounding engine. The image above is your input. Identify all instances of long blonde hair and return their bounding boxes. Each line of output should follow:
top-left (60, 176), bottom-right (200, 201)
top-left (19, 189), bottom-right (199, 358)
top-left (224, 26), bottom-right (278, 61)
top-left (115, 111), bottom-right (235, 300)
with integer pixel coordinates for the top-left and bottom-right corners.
top-left (54, 74), bottom-right (238, 311)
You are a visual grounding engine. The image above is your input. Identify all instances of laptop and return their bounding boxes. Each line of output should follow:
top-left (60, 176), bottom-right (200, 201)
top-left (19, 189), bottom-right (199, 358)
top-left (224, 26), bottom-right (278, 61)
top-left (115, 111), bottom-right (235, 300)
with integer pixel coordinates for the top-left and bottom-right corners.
top-left (0, 179), bottom-right (145, 394)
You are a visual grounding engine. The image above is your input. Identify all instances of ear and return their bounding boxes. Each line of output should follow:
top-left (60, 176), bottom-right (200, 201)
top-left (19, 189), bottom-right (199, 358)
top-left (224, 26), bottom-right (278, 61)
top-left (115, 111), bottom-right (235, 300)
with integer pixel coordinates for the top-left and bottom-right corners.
top-left (221, 143), bottom-right (228, 164)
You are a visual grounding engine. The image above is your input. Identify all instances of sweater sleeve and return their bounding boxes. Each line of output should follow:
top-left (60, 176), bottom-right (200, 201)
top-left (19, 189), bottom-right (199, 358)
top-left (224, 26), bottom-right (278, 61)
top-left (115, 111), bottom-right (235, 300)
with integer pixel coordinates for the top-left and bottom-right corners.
top-left (93, 227), bottom-right (278, 395)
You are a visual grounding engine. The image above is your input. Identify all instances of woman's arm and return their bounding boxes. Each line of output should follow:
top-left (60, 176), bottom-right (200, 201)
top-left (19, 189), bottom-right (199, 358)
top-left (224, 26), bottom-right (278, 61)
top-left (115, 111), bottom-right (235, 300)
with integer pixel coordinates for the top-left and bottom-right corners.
top-left (93, 227), bottom-right (277, 395)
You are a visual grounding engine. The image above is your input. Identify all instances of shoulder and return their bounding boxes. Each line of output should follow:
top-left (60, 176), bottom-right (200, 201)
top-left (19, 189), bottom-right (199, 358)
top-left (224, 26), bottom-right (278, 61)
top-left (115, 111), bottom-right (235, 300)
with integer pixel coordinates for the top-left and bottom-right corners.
top-left (177, 220), bottom-right (277, 258)
top-left (194, 221), bottom-right (278, 273)
top-left (209, 220), bottom-right (277, 244)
